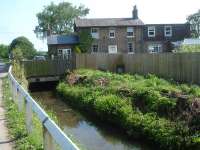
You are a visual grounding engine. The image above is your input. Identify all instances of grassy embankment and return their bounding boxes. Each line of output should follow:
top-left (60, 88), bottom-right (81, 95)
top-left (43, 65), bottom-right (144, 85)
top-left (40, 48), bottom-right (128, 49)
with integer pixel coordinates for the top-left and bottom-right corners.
top-left (2, 61), bottom-right (44, 149)
top-left (57, 69), bottom-right (200, 150)
top-left (2, 77), bottom-right (43, 150)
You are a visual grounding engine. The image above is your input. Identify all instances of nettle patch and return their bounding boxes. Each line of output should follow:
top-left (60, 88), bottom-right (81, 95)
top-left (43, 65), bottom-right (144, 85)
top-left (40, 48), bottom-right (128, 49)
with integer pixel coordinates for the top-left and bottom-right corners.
top-left (57, 69), bottom-right (200, 150)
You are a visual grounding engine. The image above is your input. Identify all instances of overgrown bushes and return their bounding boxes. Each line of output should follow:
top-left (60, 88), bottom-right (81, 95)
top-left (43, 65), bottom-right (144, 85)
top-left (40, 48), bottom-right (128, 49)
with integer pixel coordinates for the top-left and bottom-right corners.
top-left (57, 69), bottom-right (200, 150)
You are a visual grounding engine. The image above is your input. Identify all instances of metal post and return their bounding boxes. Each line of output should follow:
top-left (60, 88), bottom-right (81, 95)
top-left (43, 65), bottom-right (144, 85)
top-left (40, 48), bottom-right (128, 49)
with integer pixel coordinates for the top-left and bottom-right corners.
top-left (25, 98), bottom-right (33, 133)
top-left (43, 126), bottom-right (56, 150)
top-left (18, 91), bottom-right (24, 112)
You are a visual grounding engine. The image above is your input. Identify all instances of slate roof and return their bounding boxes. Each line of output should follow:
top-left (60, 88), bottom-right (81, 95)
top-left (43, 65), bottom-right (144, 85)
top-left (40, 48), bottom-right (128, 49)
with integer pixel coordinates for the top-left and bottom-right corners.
top-left (75, 18), bottom-right (144, 27)
top-left (47, 35), bottom-right (79, 45)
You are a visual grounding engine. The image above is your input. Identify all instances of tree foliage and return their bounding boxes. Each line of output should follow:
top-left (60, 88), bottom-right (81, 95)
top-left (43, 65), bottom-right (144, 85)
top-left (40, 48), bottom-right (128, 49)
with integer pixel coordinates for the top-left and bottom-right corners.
top-left (187, 10), bottom-right (200, 38)
top-left (0, 44), bottom-right (9, 58)
top-left (34, 2), bottom-right (89, 39)
top-left (10, 36), bottom-right (37, 59)
top-left (76, 30), bottom-right (93, 53)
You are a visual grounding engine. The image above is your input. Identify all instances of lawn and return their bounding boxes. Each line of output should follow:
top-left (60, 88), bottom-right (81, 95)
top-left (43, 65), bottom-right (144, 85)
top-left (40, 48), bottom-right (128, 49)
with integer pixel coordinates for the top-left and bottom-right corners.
top-left (57, 69), bottom-right (200, 150)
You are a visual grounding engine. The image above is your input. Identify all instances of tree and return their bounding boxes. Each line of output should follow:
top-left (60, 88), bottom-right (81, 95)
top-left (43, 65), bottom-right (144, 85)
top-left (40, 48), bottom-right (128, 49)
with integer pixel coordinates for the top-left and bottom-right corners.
top-left (76, 30), bottom-right (93, 53)
top-left (0, 44), bottom-right (9, 58)
top-left (187, 10), bottom-right (200, 38)
top-left (10, 36), bottom-right (37, 59)
top-left (34, 2), bottom-right (89, 39)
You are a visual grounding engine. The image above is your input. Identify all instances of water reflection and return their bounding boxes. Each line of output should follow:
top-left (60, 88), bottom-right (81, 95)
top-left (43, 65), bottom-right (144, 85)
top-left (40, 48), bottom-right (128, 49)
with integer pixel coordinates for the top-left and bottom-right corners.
top-left (32, 91), bottom-right (151, 150)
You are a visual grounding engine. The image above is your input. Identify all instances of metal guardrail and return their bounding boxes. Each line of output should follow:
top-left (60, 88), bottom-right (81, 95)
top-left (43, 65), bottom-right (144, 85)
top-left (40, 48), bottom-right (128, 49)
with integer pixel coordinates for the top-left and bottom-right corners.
top-left (8, 66), bottom-right (80, 150)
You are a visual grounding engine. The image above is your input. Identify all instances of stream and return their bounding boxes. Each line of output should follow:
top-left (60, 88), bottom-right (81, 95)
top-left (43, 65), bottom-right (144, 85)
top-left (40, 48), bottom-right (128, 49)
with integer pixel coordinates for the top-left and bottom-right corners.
top-left (31, 91), bottom-right (151, 150)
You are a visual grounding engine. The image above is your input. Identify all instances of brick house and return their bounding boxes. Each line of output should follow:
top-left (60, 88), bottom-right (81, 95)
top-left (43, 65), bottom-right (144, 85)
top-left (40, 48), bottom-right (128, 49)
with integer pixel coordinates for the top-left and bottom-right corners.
top-left (47, 5), bottom-right (190, 55)
top-left (74, 6), bottom-right (190, 53)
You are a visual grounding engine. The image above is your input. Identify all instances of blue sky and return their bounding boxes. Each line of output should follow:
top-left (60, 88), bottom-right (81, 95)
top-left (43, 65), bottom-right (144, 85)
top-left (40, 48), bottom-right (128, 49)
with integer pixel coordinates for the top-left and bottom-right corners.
top-left (0, 0), bottom-right (200, 51)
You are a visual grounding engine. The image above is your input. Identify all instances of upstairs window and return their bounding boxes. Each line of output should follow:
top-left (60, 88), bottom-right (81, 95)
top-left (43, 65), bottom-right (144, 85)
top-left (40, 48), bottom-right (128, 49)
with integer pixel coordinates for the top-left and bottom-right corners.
top-left (127, 27), bottom-right (134, 37)
top-left (109, 29), bottom-right (115, 38)
top-left (92, 44), bottom-right (98, 53)
top-left (128, 42), bottom-right (134, 53)
top-left (148, 26), bottom-right (155, 37)
top-left (165, 26), bottom-right (172, 37)
top-left (91, 28), bottom-right (99, 39)
top-left (148, 44), bottom-right (162, 53)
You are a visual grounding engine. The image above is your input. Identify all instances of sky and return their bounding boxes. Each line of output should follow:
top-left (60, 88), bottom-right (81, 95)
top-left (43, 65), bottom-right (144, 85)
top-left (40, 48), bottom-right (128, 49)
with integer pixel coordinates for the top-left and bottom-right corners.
top-left (0, 0), bottom-right (200, 51)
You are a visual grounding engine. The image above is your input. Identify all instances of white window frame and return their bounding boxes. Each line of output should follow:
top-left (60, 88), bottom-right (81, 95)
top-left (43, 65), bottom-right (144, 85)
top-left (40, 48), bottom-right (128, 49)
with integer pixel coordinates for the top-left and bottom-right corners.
top-left (57, 49), bottom-right (71, 59)
top-left (127, 27), bottom-right (134, 38)
top-left (91, 28), bottom-right (99, 39)
top-left (109, 29), bottom-right (115, 38)
top-left (148, 44), bottom-right (162, 53)
top-left (148, 26), bottom-right (155, 37)
top-left (108, 45), bottom-right (117, 54)
top-left (164, 26), bottom-right (172, 37)
top-left (92, 44), bottom-right (98, 53)
top-left (128, 42), bottom-right (134, 54)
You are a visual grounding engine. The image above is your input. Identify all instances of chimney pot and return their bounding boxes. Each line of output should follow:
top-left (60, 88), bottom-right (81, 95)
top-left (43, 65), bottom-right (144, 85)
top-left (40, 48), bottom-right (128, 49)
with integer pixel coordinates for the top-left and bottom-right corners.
top-left (132, 5), bottom-right (138, 19)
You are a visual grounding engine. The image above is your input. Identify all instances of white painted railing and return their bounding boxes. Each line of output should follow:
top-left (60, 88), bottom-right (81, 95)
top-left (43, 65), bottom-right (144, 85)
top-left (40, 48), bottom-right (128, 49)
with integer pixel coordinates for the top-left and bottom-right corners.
top-left (8, 66), bottom-right (80, 150)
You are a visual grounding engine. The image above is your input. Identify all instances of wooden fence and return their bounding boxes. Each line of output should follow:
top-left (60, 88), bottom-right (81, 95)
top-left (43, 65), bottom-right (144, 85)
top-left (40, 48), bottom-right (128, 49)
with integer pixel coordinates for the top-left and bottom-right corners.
top-left (75, 53), bottom-right (200, 85)
top-left (22, 59), bottom-right (71, 78)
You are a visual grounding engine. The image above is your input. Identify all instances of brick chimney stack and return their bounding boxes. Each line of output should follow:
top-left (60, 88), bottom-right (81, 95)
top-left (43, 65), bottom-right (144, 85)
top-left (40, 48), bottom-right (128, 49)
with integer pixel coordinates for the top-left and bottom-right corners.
top-left (132, 5), bottom-right (138, 19)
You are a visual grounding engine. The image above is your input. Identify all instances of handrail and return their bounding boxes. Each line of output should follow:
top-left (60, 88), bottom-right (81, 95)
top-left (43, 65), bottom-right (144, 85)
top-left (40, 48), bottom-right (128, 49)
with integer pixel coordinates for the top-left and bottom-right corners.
top-left (8, 66), bottom-right (80, 150)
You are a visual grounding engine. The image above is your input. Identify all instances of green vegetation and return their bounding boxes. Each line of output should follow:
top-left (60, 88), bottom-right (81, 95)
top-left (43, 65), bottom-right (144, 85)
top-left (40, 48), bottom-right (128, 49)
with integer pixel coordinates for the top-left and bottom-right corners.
top-left (175, 45), bottom-right (200, 53)
top-left (10, 36), bottom-right (37, 59)
top-left (2, 77), bottom-right (43, 150)
top-left (34, 2), bottom-right (89, 39)
top-left (0, 44), bottom-right (9, 59)
top-left (57, 69), bottom-right (200, 150)
top-left (187, 10), bottom-right (200, 38)
top-left (76, 30), bottom-right (93, 53)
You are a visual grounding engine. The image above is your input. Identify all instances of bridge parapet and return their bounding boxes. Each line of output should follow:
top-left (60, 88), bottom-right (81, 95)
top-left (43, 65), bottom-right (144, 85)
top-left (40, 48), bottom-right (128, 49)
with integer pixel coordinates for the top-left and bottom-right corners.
top-left (22, 59), bottom-right (71, 83)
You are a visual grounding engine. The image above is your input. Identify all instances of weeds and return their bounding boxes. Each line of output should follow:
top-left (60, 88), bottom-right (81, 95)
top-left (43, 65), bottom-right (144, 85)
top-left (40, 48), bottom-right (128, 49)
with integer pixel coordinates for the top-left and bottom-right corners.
top-left (57, 69), bottom-right (200, 150)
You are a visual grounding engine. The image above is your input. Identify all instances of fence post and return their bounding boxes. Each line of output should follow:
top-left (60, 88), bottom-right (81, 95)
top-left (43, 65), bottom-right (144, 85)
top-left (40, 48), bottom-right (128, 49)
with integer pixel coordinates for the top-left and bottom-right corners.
top-left (25, 98), bottom-right (33, 133)
top-left (43, 126), bottom-right (56, 150)
top-left (17, 91), bottom-right (24, 112)
top-left (12, 82), bottom-right (17, 103)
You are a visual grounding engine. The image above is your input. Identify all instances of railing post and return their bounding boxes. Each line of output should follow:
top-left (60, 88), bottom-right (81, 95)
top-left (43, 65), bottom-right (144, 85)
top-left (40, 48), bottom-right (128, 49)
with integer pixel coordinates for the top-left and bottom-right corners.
top-left (43, 125), bottom-right (56, 150)
top-left (25, 98), bottom-right (33, 133)
top-left (12, 82), bottom-right (17, 103)
top-left (17, 91), bottom-right (24, 112)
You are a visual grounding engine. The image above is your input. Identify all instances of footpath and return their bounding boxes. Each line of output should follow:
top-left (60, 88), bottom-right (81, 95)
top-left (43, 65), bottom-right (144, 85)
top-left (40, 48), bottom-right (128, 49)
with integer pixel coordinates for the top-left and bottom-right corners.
top-left (0, 61), bottom-right (12, 150)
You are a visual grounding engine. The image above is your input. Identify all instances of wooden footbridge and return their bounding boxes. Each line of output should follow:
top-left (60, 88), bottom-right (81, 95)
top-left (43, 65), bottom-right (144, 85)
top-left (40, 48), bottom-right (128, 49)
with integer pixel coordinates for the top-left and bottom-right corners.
top-left (22, 59), bottom-right (73, 83)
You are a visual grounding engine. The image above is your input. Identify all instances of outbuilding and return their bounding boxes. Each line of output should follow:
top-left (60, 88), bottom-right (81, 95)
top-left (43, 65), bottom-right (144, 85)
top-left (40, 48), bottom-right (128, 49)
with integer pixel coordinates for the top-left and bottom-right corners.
top-left (47, 35), bottom-right (79, 59)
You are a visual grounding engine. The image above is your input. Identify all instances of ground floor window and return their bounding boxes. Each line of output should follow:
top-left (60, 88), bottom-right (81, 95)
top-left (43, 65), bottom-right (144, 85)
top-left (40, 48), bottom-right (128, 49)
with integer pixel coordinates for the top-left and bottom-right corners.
top-left (148, 44), bottom-right (162, 53)
top-left (57, 49), bottom-right (71, 59)
top-left (92, 44), bottom-right (98, 53)
top-left (108, 45), bottom-right (117, 53)
top-left (128, 42), bottom-right (134, 53)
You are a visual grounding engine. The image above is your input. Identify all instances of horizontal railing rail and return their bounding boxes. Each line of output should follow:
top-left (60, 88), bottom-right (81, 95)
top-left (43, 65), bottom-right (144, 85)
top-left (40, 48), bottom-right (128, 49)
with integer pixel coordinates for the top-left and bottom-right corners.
top-left (8, 66), bottom-right (80, 150)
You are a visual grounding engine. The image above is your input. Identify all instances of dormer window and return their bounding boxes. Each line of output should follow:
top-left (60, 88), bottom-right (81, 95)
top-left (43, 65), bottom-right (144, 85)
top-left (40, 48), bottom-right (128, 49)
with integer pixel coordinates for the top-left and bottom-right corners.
top-left (148, 26), bottom-right (155, 37)
top-left (109, 29), bottom-right (115, 38)
top-left (165, 26), bottom-right (172, 37)
top-left (127, 27), bottom-right (134, 38)
top-left (91, 28), bottom-right (99, 39)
